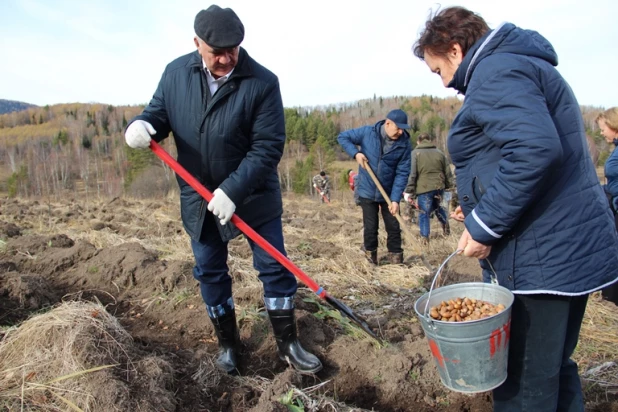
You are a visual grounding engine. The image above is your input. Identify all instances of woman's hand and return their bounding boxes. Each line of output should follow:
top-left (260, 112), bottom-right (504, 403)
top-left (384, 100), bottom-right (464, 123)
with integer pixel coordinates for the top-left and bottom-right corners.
top-left (457, 228), bottom-right (491, 259)
top-left (450, 205), bottom-right (465, 222)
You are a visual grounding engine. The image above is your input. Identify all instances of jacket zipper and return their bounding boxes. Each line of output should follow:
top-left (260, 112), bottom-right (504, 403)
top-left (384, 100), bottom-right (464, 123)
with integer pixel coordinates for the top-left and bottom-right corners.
top-left (376, 137), bottom-right (405, 202)
top-left (199, 80), bottom-right (237, 190)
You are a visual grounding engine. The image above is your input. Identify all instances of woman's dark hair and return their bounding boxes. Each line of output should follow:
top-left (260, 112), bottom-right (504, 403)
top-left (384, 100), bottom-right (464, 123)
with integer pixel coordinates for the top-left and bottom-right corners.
top-left (413, 6), bottom-right (490, 60)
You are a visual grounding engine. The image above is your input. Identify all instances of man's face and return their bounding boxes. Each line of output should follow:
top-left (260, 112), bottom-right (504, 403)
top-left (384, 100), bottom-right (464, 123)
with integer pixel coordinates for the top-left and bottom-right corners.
top-left (424, 44), bottom-right (463, 88)
top-left (385, 119), bottom-right (404, 140)
top-left (194, 37), bottom-right (239, 78)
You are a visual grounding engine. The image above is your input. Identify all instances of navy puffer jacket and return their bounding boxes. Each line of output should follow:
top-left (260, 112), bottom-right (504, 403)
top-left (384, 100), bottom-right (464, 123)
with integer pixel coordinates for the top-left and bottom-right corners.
top-left (448, 23), bottom-right (618, 294)
top-left (338, 121), bottom-right (411, 203)
top-left (604, 140), bottom-right (618, 210)
top-left (130, 48), bottom-right (285, 242)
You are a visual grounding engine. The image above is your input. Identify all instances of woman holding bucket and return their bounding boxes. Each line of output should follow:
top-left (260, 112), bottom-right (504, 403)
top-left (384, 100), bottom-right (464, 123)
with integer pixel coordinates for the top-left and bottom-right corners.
top-left (413, 6), bottom-right (618, 411)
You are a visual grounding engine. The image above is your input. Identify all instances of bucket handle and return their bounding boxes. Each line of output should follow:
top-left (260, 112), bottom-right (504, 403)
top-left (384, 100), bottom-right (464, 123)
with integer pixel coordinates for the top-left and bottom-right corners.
top-left (423, 251), bottom-right (499, 320)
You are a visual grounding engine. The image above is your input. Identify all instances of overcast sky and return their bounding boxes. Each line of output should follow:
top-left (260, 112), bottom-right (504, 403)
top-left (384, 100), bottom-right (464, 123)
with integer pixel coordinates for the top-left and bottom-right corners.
top-left (1, 0), bottom-right (616, 109)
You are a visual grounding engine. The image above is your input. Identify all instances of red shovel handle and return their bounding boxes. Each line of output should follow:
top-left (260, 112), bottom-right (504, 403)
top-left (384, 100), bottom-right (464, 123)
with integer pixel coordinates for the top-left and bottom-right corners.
top-left (149, 141), bottom-right (326, 298)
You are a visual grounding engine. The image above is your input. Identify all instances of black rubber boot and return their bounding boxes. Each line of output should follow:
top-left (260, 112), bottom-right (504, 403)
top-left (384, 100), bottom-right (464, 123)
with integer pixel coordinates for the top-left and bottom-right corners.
top-left (364, 249), bottom-right (378, 265)
top-left (388, 252), bottom-right (404, 264)
top-left (209, 311), bottom-right (240, 374)
top-left (267, 309), bottom-right (323, 374)
top-left (442, 221), bottom-right (451, 236)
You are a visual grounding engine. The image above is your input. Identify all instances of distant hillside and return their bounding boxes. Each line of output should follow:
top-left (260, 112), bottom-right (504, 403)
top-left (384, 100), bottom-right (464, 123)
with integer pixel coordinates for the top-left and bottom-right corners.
top-left (0, 97), bottom-right (608, 199)
top-left (0, 99), bottom-right (38, 115)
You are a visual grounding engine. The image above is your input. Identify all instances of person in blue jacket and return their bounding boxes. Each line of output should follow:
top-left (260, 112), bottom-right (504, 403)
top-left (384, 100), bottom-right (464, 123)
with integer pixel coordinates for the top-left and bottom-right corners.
top-left (124, 5), bottom-right (321, 375)
top-left (338, 109), bottom-right (412, 265)
top-left (596, 107), bottom-right (618, 305)
top-left (414, 6), bottom-right (618, 411)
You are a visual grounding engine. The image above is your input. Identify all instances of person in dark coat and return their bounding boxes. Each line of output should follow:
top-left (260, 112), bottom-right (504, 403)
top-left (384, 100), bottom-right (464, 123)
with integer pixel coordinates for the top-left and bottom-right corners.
top-left (338, 109), bottom-right (412, 265)
top-left (403, 132), bottom-right (454, 242)
top-left (124, 5), bottom-right (321, 375)
top-left (596, 107), bottom-right (618, 305)
top-left (414, 6), bottom-right (618, 411)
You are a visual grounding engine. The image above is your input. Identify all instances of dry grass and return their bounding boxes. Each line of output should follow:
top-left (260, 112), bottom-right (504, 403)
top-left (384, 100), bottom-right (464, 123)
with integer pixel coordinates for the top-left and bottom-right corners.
top-left (0, 301), bottom-right (175, 412)
top-left (0, 301), bottom-right (131, 410)
top-left (575, 292), bottom-right (618, 393)
top-left (15, 197), bottom-right (194, 262)
top-left (577, 293), bottom-right (618, 364)
top-left (191, 354), bottom-right (223, 390)
top-left (242, 374), bottom-right (374, 412)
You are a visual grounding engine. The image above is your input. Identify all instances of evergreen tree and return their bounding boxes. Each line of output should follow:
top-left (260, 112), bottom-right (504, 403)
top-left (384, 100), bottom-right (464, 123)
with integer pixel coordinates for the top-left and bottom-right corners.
top-left (82, 135), bottom-right (92, 149)
top-left (304, 118), bottom-right (319, 146)
top-left (310, 135), bottom-right (335, 172)
top-left (285, 115), bottom-right (298, 140)
top-left (53, 129), bottom-right (69, 146)
top-left (292, 121), bottom-right (306, 145)
top-left (7, 165), bottom-right (29, 197)
top-left (124, 145), bottom-right (156, 189)
top-left (290, 155), bottom-right (314, 194)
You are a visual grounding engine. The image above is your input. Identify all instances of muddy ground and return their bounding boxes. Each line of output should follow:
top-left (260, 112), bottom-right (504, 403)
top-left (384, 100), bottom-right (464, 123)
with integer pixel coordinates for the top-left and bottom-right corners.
top-left (0, 194), bottom-right (616, 411)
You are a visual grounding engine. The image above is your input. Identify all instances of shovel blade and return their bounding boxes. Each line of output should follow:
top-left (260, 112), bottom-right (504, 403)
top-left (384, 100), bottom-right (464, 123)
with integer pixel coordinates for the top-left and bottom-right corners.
top-left (324, 294), bottom-right (381, 343)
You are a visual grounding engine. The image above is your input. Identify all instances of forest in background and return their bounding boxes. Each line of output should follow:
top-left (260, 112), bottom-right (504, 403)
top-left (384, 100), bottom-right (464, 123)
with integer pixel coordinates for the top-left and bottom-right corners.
top-left (0, 96), bottom-right (609, 200)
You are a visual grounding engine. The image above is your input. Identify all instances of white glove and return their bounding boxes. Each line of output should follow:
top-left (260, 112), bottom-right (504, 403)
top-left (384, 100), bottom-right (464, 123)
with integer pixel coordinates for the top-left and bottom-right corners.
top-left (320, 192), bottom-right (324, 196)
top-left (313, 184), bottom-right (317, 189)
top-left (125, 120), bottom-right (155, 149)
top-left (403, 193), bottom-right (412, 203)
top-left (207, 188), bottom-right (236, 225)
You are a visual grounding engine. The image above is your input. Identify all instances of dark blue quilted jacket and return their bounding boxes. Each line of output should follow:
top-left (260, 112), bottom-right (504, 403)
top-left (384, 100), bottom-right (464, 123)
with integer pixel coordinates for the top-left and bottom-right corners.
top-left (130, 49), bottom-right (285, 241)
top-left (605, 140), bottom-right (618, 209)
top-left (448, 23), bottom-right (618, 294)
top-left (338, 121), bottom-right (411, 203)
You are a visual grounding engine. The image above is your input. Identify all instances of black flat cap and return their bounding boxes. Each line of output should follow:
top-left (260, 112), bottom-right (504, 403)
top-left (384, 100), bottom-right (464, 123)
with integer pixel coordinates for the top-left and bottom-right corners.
top-left (194, 5), bottom-right (244, 49)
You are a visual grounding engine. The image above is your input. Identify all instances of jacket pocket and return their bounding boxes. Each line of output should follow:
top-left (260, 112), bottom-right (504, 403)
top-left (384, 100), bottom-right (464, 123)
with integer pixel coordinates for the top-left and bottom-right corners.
top-left (471, 176), bottom-right (486, 203)
top-left (455, 169), bottom-right (477, 216)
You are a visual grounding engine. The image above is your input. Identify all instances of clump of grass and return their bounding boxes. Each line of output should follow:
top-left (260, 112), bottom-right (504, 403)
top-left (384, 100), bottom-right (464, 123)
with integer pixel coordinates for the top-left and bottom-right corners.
top-left (172, 287), bottom-right (195, 306)
top-left (0, 301), bottom-right (175, 411)
top-left (303, 297), bottom-right (384, 348)
top-left (279, 388), bottom-right (305, 411)
top-left (242, 374), bottom-right (372, 412)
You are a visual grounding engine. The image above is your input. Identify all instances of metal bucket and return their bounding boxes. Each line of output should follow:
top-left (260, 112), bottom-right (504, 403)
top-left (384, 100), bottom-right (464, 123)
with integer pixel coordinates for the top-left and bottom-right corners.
top-left (414, 251), bottom-right (514, 393)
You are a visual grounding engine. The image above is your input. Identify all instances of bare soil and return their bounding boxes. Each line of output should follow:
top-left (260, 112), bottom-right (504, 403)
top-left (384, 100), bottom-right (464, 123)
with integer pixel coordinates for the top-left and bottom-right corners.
top-left (0, 195), bottom-right (616, 411)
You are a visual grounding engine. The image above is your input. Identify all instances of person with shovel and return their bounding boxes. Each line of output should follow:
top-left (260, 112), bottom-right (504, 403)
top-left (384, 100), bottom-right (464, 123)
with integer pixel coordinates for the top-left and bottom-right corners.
top-left (337, 109), bottom-right (412, 265)
top-left (124, 5), bottom-right (322, 375)
top-left (403, 132), bottom-right (453, 244)
top-left (312, 171), bottom-right (330, 203)
top-left (414, 6), bottom-right (618, 411)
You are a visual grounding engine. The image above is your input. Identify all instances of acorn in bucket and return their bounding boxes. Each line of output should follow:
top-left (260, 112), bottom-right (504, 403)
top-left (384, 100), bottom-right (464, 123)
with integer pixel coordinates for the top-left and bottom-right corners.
top-left (414, 250), bottom-right (515, 393)
top-left (429, 297), bottom-right (506, 322)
